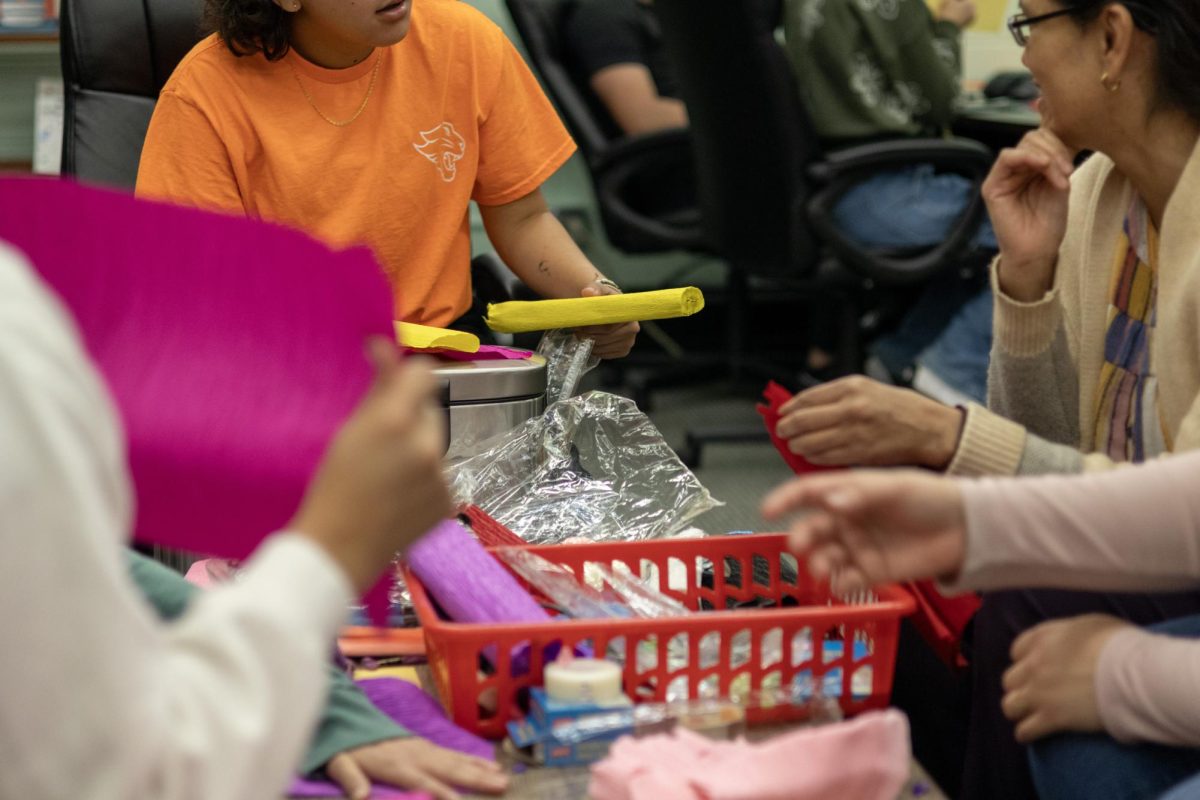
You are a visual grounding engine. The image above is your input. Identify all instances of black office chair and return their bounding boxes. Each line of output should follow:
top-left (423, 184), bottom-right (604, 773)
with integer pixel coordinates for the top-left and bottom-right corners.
top-left (60, 0), bottom-right (206, 188)
top-left (653, 0), bottom-right (994, 466)
top-left (507, 0), bottom-right (764, 413)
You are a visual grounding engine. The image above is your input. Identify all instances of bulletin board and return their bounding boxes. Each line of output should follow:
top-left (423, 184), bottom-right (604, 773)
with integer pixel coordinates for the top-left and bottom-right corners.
top-left (926, 0), bottom-right (1014, 33)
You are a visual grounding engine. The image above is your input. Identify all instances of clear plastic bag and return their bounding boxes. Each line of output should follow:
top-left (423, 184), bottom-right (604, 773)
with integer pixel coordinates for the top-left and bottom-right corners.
top-left (497, 548), bottom-right (634, 619)
top-left (447, 391), bottom-right (720, 545)
top-left (536, 328), bottom-right (599, 404)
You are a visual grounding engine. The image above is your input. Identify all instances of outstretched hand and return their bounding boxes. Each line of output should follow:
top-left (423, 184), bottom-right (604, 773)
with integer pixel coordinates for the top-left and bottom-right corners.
top-left (775, 376), bottom-right (964, 469)
top-left (761, 469), bottom-right (968, 595)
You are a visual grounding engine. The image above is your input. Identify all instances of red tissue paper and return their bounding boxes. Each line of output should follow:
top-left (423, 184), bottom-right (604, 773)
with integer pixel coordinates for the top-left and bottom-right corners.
top-left (757, 380), bottom-right (978, 669)
top-left (756, 381), bottom-right (841, 474)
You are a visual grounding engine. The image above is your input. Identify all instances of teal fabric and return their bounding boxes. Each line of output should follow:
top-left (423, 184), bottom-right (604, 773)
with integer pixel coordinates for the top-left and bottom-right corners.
top-left (783, 0), bottom-right (962, 142)
top-left (126, 551), bottom-right (409, 775)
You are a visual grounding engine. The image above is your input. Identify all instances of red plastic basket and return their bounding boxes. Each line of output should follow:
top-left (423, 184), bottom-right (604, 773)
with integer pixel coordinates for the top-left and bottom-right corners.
top-left (403, 532), bottom-right (915, 739)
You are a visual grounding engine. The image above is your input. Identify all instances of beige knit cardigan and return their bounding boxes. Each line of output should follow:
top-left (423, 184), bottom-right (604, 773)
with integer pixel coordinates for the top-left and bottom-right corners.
top-left (947, 136), bottom-right (1200, 476)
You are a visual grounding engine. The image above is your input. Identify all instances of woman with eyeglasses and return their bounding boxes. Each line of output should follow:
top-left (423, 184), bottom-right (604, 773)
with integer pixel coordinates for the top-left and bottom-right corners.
top-left (774, 1), bottom-right (1200, 797)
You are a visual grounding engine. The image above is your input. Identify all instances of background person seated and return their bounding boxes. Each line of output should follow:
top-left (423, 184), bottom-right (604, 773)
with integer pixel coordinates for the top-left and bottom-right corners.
top-left (563, 0), bottom-right (686, 138)
top-left (563, 0), bottom-right (694, 219)
top-left (783, 0), bottom-right (996, 402)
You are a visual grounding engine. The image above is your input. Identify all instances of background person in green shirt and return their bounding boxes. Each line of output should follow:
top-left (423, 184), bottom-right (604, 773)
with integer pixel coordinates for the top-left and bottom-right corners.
top-left (783, 0), bottom-right (996, 404)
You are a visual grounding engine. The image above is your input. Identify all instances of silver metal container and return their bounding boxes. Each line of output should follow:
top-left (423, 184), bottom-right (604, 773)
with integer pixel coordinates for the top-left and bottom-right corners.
top-left (435, 354), bottom-right (547, 462)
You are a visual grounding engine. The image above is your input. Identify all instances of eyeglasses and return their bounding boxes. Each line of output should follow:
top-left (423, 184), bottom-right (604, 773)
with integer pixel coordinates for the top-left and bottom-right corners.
top-left (1007, 7), bottom-right (1076, 46)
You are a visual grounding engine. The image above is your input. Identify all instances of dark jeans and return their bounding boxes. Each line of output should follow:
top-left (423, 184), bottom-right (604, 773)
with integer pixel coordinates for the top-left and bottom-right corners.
top-left (835, 165), bottom-right (997, 400)
top-left (961, 590), bottom-right (1200, 800)
top-left (1028, 614), bottom-right (1200, 800)
top-left (889, 620), bottom-right (971, 798)
top-left (1161, 772), bottom-right (1200, 800)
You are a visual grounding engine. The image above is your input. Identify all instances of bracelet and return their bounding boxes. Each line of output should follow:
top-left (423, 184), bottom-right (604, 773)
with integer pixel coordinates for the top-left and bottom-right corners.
top-left (593, 277), bottom-right (622, 294)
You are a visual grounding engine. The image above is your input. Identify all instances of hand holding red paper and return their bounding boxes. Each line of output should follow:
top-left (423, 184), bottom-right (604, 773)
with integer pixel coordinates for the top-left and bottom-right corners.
top-left (759, 381), bottom-right (979, 668)
top-left (775, 376), bottom-right (964, 469)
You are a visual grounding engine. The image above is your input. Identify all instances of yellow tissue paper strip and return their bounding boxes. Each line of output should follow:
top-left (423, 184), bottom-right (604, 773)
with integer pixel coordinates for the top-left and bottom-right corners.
top-left (352, 666), bottom-right (424, 686)
top-left (394, 321), bottom-right (480, 353)
top-left (485, 287), bottom-right (705, 334)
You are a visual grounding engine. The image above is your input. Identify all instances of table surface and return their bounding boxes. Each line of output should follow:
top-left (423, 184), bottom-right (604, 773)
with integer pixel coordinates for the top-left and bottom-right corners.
top-left (955, 95), bottom-right (1041, 127)
top-left (291, 669), bottom-right (950, 800)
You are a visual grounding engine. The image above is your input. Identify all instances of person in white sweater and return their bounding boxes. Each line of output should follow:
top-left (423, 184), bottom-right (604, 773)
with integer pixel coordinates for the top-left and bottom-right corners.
top-left (0, 241), bottom-right (483, 800)
top-left (762, 453), bottom-right (1200, 799)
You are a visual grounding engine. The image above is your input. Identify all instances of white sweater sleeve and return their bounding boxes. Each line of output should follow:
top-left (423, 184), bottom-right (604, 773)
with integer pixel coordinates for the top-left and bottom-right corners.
top-left (0, 244), bottom-right (352, 800)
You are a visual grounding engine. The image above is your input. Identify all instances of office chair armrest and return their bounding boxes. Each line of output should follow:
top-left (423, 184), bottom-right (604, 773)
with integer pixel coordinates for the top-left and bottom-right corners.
top-left (592, 128), bottom-right (708, 252)
top-left (806, 138), bottom-right (994, 286)
top-left (809, 137), bottom-right (993, 180)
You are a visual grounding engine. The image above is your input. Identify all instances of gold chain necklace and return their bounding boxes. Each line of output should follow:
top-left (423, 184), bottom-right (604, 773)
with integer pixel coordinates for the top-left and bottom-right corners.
top-left (290, 51), bottom-right (383, 127)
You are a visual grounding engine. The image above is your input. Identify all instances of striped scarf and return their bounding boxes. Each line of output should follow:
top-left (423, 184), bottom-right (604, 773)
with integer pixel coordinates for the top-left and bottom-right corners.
top-left (1092, 195), bottom-right (1165, 462)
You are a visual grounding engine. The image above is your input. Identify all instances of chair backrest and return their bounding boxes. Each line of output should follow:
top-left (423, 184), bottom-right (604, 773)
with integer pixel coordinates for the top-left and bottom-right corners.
top-left (60, 0), bottom-right (206, 188)
top-left (503, 0), bottom-right (610, 161)
top-left (653, 0), bottom-right (822, 278)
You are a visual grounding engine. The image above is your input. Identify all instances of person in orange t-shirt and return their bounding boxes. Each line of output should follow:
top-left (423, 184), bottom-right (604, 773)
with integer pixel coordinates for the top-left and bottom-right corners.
top-left (135, 0), bottom-right (637, 358)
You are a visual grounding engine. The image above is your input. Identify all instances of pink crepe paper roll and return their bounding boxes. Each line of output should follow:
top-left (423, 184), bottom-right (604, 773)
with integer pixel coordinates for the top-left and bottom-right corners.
top-left (0, 177), bottom-right (398, 621)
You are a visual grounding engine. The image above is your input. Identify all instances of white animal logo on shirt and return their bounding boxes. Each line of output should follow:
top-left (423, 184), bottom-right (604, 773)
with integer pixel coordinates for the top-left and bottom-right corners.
top-left (413, 122), bottom-right (467, 182)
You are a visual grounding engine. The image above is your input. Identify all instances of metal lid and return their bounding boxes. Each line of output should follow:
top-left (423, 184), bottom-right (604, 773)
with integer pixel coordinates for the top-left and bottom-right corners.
top-left (432, 354), bottom-right (547, 403)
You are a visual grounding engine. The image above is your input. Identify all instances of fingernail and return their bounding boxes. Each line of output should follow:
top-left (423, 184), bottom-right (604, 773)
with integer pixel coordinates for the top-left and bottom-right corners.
top-left (827, 490), bottom-right (854, 509)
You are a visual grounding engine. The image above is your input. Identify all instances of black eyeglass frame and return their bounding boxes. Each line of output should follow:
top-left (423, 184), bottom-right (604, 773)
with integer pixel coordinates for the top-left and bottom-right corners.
top-left (1007, 7), bottom-right (1077, 46)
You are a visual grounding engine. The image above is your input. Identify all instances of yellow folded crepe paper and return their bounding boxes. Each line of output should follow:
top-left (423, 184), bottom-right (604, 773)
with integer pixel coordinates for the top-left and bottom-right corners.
top-left (485, 286), bottom-right (705, 334)
top-left (352, 665), bottom-right (423, 686)
top-left (394, 321), bottom-right (480, 353)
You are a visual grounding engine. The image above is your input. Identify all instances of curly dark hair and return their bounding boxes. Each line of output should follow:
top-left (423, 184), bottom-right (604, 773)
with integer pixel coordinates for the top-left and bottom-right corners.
top-left (203, 0), bottom-right (292, 61)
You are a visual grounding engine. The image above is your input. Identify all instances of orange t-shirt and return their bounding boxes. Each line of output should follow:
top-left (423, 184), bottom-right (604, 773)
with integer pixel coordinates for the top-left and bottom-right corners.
top-left (135, 0), bottom-right (576, 326)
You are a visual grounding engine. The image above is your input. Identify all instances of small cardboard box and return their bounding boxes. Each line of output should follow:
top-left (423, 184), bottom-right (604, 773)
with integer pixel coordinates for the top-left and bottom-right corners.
top-left (506, 688), bottom-right (634, 766)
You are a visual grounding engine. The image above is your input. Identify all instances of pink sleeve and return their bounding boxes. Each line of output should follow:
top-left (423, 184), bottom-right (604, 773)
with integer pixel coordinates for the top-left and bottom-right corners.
top-left (1096, 627), bottom-right (1200, 747)
top-left (947, 450), bottom-right (1200, 593)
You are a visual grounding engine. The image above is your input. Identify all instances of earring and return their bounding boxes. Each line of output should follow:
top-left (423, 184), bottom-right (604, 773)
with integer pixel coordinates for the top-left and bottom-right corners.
top-left (1100, 71), bottom-right (1121, 92)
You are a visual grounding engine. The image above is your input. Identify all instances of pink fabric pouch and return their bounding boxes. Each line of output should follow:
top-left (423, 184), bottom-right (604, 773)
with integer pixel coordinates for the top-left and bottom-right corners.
top-left (590, 709), bottom-right (911, 800)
